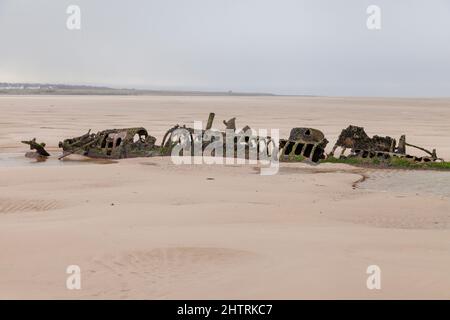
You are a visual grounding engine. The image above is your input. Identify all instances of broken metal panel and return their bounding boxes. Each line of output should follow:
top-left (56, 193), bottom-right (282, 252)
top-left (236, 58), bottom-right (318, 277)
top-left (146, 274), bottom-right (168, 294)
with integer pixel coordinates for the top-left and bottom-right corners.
top-left (288, 128), bottom-right (325, 144)
top-left (350, 149), bottom-right (437, 163)
top-left (280, 128), bottom-right (328, 163)
top-left (206, 113), bottom-right (215, 130)
top-left (371, 135), bottom-right (396, 153)
top-left (397, 135), bottom-right (406, 154)
top-left (160, 113), bottom-right (282, 161)
top-left (22, 138), bottom-right (50, 157)
top-left (331, 125), bottom-right (394, 152)
top-left (332, 125), bottom-right (441, 162)
top-left (58, 127), bottom-right (158, 159)
top-left (223, 118), bottom-right (236, 131)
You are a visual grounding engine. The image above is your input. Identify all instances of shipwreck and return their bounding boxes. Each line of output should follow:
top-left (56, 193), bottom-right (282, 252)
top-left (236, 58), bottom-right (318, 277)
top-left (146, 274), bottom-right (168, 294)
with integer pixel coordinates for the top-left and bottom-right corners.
top-left (22, 114), bottom-right (444, 166)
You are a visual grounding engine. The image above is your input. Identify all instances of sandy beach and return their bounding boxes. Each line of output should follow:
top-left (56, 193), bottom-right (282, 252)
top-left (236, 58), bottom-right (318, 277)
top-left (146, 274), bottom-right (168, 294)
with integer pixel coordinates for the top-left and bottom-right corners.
top-left (0, 95), bottom-right (449, 299)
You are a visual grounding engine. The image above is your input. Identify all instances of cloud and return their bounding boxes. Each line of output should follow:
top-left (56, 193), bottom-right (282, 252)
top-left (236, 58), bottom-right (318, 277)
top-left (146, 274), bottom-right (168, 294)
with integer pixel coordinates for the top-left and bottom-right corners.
top-left (0, 0), bottom-right (449, 96)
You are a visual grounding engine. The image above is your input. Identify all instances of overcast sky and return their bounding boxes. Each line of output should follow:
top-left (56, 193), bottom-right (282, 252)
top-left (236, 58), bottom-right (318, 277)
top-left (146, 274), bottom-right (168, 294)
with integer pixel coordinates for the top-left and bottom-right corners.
top-left (0, 0), bottom-right (449, 96)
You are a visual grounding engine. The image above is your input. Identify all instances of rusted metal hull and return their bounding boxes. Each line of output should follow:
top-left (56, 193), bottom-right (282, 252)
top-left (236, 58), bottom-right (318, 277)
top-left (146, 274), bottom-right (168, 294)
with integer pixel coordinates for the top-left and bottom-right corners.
top-left (48, 116), bottom-right (443, 164)
top-left (58, 128), bottom-right (159, 159)
top-left (331, 125), bottom-right (441, 163)
top-left (279, 128), bottom-right (328, 162)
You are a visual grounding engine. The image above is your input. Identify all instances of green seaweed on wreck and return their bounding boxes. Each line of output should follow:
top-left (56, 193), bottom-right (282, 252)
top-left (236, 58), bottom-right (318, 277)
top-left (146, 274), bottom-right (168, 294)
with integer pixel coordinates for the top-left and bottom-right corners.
top-left (322, 156), bottom-right (450, 170)
top-left (285, 155), bottom-right (306, 162)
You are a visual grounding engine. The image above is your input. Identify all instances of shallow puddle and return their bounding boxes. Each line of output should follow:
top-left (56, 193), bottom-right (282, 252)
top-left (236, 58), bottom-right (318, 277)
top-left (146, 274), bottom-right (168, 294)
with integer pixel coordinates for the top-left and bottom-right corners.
top-left (360, 170), bottom-right (450, 197)
top-left (0, 153), bottom-right (117, 167)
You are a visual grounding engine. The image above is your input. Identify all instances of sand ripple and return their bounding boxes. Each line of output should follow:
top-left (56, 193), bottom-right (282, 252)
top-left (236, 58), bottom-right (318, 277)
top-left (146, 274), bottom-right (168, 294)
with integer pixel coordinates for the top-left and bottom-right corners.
top-left (0, 198), bottom-right (64, 214)
top-left (86, 247), bottom-right (256, 298)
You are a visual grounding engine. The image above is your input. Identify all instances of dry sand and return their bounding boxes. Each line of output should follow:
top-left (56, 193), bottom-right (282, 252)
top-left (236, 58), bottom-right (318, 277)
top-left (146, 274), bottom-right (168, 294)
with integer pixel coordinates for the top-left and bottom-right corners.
top-left (0, 95), bottom-right (449, 299)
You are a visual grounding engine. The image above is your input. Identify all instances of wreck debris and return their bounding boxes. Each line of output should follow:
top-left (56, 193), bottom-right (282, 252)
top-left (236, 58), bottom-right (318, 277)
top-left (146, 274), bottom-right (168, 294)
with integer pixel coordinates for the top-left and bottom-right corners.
top-left (330, 125), bottom-right (441, 163)
top-left (279, 128), bottom-right (328, 163)
top-left (18, 114), bottom-right (440, 167)
top-left (22, 138), bottom-right (50, 158)
top-left (329, 125), bottom-right (396, 157)
top-left (206, 112), bottom-right (215, 130)
top-left (403, 141), bottom-right (438, 159)
top-left (58, 128), bottom-right (159, 159)
top-left (223, 118), bottom-right (237, 131)
top-left (161, 113), bottom-right (274, 160)
top-left (397, 135), bottom-right (406, 154)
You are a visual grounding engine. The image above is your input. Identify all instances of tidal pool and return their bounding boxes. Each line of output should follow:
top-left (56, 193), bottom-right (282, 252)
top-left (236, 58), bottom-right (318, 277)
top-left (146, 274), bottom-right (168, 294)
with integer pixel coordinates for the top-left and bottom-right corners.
top-left (360, 170), bottom-right (450, 197)
top-left (0, 153), bottom-right (116, 167)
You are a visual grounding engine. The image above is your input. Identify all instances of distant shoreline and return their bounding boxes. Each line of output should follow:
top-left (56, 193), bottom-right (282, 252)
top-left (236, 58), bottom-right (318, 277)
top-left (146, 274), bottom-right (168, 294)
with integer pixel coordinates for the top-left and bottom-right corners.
top-left (2, 83), bottom-right (449, 99)
top-left (0, 90), bottom-right (276, 96)
top-left (0, 83), bottom-right (276, 97)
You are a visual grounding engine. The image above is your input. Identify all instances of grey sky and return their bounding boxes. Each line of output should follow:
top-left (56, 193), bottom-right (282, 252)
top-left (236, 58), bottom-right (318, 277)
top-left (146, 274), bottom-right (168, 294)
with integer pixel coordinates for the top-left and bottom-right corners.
top-left (0, 0), bottom-right (449, 96)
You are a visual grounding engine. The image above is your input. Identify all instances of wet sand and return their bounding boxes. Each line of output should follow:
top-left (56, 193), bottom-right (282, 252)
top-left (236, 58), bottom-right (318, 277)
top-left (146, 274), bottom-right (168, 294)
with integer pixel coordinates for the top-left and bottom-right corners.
top-left (0, 95), bottom-right (449, 299)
